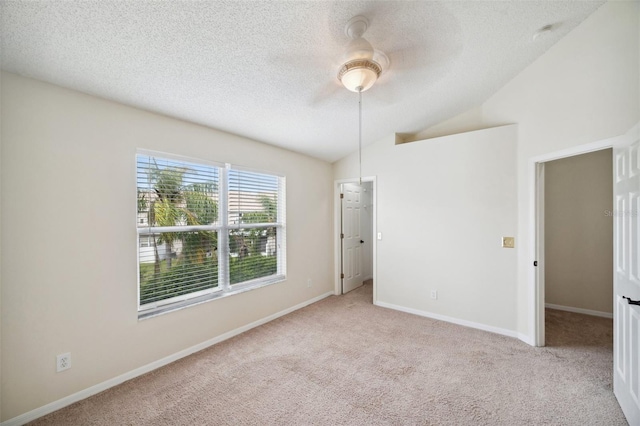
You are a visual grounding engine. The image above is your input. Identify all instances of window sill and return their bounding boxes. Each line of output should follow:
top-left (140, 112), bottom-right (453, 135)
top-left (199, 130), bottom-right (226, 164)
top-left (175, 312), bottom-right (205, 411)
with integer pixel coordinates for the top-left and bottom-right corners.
top-left (138, 274), bottom-right (286, 320)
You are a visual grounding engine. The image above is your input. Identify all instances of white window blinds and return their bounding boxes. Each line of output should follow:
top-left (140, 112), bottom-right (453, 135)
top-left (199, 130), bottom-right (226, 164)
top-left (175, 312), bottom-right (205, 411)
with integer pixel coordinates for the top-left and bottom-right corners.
top-left (228, 168), bottom-right (282, 285)
top-left (137, 155), bottom-right (221, 307)
top-left (136, 152), bottom-right (286, 317)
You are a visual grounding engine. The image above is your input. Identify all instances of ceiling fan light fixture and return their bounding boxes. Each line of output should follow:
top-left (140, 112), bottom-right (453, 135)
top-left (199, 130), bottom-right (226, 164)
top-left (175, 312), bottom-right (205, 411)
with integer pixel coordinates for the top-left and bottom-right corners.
top-left (338, 59), bottom-right (382, 92)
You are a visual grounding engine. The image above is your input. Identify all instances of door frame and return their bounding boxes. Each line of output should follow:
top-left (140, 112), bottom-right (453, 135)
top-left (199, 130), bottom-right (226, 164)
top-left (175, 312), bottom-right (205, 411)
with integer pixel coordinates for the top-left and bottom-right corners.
top-left (334, 177), bottom-right (377, 301)
top-left (529, 137), bottom-right (620, 346)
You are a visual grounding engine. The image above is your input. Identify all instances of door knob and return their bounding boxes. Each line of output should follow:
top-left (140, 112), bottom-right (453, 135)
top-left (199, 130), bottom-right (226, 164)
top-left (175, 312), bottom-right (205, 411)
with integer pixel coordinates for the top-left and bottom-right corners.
top-left (623, 296), bottom-right (640, 306)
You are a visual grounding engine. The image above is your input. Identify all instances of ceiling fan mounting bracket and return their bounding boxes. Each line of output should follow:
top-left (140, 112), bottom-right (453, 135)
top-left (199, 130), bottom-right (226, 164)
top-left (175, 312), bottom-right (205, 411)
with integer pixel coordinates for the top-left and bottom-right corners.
top-left (345, 16), bottom-right (369, 40)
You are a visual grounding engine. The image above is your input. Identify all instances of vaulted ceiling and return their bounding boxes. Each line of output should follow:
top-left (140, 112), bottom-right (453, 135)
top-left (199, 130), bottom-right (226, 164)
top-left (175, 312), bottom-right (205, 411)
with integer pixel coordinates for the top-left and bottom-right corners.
top-left (1, 1), bottom-right (605, 162)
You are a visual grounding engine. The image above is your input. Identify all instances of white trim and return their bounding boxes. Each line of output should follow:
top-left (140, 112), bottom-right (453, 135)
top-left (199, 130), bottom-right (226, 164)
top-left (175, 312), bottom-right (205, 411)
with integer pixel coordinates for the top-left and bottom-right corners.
top-left (334, 182), bottom-right (342, 296)
top-left (219, 164), bottom-right (230, 290)
top-left (517, 332), bottom-right (535, 346)
top-left (545, 303), bottom-right (613, 319)
top-left (528, 136), bottom-right (622, 347)
top-left (532, 161), bottom-right (546, 347)
top-left (371, 178), bottom-right (377, 304)
top-left (137, 222), bottom-right (282, 234)
top-left (1, 291), bottom-right (334, 426)
top-left (137, 148), bottom-right (226, 169)
top-left (375, 301), bottom-right (519, 339)
top-left (276, 175), bottom-right (287, 277)
top-left (527, 159), bottom-right (537, 345)
top-left (229, 162), bottom-right (286, 178)
top-left (529, 137), bottom-right (618, 164)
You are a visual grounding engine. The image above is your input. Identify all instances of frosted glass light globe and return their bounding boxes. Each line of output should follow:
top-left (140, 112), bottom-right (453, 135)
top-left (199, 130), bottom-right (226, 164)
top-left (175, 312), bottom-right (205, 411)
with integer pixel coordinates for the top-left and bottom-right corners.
top-left (340, 66), bottom-right (378, 92)
top-left (338, 58), bottom-right (382, 92)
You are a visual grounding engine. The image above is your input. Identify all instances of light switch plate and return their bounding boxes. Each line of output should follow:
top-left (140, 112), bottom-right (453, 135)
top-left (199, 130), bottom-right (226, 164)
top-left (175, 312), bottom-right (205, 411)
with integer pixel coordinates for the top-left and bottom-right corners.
top-left (502, 237), bottom-right (515, 248)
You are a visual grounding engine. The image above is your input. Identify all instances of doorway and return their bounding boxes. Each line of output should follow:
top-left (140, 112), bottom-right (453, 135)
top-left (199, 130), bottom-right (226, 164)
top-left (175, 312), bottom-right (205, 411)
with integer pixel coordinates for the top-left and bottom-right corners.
top-left (531, 125), bottom-right (639, 424)
top-left (334, 177), bottom-right (376, 301)
top-left (531, 139), bottom-right (614, 346)
top-left (544, 149), bottom-right (613, 314)
top-left (542, 149), bottom-right (613, 347)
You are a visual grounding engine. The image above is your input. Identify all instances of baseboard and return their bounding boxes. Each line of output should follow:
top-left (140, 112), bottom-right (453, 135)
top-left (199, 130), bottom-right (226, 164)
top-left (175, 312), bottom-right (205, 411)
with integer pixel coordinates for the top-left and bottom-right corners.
top-left (2, 291), bottom-right (334, 426)
top-left (545, 303), bottom-right (613, 319)
top-left (374, 301), bottom-right (519, 339)
top-left (517, 332), bottom-right (536, 346)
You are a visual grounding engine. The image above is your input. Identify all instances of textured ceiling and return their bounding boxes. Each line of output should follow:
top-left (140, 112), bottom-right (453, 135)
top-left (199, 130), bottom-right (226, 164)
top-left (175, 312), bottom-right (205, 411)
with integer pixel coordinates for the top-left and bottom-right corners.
top-left (1, 1), bottom-right (605, 162)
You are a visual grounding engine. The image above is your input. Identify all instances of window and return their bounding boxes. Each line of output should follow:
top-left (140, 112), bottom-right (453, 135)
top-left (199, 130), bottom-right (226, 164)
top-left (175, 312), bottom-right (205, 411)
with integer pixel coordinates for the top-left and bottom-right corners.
top-left (136, 151), bottom-right (286, 318)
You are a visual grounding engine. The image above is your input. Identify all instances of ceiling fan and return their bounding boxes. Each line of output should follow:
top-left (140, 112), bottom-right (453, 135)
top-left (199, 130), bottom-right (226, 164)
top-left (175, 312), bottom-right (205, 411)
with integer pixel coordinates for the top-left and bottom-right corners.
top-left (336, 16), bottom-right (389, 184)
top-left (337, 16), bottom-right (389, 93)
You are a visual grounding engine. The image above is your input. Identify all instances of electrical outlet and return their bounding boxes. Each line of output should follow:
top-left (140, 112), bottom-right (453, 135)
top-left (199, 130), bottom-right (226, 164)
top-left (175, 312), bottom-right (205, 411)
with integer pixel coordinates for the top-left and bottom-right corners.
top-left (431, 290), bottom-right (438, 300)
top-left (57, 353), bottom-right (71, 372)
top-left (307, 278), bottom-right (312, 288)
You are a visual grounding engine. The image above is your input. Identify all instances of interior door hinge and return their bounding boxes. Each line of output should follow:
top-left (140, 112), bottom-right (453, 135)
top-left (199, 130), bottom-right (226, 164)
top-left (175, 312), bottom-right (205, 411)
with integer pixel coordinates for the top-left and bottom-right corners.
top-left (340, 193), bottom-right (344, 199)
top-left (341, 233), bottom-right (344, 239)
top-left (340, 273), bottom-right (344, 279)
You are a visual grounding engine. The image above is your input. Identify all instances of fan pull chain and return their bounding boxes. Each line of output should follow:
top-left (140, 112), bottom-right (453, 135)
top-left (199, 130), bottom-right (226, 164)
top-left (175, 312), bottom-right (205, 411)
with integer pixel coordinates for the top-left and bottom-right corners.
top-left (358, 88), bottom-right (362, 186)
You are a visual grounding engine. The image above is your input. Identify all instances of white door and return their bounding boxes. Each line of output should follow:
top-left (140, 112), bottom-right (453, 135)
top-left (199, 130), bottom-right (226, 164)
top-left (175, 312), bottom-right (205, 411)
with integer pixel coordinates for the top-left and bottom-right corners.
top-left (342, 183), bottom-right (363, 294)
top-left (614, 124), bottom-right (640, 425)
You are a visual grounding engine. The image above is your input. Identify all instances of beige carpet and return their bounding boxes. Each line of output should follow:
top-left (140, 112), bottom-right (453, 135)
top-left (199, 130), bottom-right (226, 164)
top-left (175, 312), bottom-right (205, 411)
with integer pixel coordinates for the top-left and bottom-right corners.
top-left (30, 282), bottom-right (626, 425)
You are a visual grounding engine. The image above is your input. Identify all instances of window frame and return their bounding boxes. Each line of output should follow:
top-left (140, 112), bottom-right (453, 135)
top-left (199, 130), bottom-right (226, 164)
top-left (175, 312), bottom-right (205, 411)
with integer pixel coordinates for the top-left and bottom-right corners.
top-left (136, 150), bottom-right (286, 319)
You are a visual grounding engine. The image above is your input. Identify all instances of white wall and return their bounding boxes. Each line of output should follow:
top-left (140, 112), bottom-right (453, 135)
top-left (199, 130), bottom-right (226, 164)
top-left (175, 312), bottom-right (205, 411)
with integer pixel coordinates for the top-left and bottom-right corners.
top-left (482, 0), bottom-right (639, 335)
top-left (334, 125), bottom-right (518, 332)
top-left (388, 0), bottom-right (638, 340)
top-left (545, 149), bottom-right (613, 314)
top-left (0, 72), bottom-right (334, 421)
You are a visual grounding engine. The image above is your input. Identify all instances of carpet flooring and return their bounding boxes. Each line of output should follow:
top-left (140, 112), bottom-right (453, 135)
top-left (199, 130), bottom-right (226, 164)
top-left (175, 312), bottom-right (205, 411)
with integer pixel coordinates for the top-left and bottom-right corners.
top-left (29, 282), bottom-right (626, 425)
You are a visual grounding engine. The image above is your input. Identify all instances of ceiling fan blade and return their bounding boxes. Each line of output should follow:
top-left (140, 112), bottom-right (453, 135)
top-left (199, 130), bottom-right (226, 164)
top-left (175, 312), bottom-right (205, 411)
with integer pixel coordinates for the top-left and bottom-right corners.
top-left (366, 40), bottom-right (462, 105)
top-left (363, 83), bottom-right (396, 106)
top-left (309, 80), bottom-right (344, 107)
top-left (386, 45), bottom-right (455, 72)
